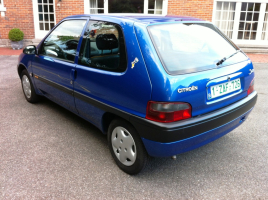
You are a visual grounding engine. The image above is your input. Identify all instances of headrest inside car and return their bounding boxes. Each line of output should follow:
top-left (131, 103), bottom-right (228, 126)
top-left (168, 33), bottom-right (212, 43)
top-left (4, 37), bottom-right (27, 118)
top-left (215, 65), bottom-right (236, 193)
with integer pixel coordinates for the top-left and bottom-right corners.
top-left (96, 34), bottom-right (118, 50)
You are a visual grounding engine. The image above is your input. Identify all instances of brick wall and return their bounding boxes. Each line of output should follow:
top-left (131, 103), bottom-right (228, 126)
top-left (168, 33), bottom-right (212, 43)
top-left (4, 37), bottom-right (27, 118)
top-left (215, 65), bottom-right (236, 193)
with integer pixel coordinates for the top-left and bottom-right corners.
top-left (0, 0), bottom-right (84, 40)
top-left (0, 0), bottom-right (214, 41)
top-left (55, 0), bottom-right (84, 23)
top-left (0, 0), bottom-right (34, 39)
top-left (167, 0), bottom-right (214, 21)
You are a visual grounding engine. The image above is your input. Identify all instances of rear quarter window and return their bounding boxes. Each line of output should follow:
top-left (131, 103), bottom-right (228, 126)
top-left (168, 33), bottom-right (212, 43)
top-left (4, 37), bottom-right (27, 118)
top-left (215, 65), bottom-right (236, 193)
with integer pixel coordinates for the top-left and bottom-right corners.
top-left (78, 21), bottom-right (127, 72)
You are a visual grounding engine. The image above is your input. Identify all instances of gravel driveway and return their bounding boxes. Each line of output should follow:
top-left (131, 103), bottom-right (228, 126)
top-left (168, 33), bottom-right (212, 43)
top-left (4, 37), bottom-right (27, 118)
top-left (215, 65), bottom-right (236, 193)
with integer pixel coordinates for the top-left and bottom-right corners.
top-left (0, 55), bottom-right (267, 199)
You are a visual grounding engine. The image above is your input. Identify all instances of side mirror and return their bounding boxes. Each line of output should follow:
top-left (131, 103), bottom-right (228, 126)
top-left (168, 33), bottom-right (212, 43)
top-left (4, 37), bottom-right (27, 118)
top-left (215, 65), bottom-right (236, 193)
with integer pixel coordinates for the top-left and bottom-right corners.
top-left (23, 45), bottom-right (37, 55)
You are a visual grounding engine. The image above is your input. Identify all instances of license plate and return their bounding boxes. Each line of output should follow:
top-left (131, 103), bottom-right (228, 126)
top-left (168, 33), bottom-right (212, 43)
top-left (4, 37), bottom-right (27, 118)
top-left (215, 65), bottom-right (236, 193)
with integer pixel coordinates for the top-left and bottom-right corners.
top-left (210, 78), bottom-right (241, 99)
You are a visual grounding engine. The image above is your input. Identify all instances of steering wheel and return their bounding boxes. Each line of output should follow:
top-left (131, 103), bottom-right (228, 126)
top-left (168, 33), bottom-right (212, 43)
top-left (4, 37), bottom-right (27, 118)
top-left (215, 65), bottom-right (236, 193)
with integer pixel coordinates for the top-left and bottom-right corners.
top-left (65, 40), bottom-right (79, 50)
top-left (45, 42), bottom-right (66, 59)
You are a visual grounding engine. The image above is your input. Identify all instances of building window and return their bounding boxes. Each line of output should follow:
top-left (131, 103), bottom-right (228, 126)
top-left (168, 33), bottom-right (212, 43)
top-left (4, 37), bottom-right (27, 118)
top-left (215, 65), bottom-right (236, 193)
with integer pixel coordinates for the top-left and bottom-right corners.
top-left (109, 0), bottom-right (144, 13)
top-left (0, 0), bottom-right (6, 17)
top-left (0, 0), bottom-right (4, 8)
top-left (262, 3), bottom-right (268, 40)
top-left (213, 1), bottom-right (268, 44)
top-left (89, 0), bottom-right (104, 14)
top-left (237, 2), bottom-right (260, 40)
top-left (214, 1), bottom-right (236, 39)
top-left (38, 0), bottom-right (55, 31)
top-left (148, 0), bottom-right (163, 14)
top-left (88, 0), bottom-right (166, 15)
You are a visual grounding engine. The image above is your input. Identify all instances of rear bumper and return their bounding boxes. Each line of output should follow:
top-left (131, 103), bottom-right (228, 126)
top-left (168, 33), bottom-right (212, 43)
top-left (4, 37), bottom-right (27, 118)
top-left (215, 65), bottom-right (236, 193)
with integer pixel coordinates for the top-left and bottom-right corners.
top-left (130, 91), bottom-right (257, 157)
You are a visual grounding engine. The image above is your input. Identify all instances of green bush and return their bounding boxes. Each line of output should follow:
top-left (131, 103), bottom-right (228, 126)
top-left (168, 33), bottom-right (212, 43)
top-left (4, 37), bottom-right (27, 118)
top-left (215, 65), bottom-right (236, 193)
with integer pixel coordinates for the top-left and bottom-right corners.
top-left (8, 28), bottom-right (24, 41)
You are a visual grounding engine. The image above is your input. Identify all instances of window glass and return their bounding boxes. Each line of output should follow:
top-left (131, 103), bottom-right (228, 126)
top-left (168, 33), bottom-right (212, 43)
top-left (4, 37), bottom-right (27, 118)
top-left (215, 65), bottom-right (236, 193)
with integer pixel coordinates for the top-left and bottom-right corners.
top-left (148, 23), bottom-right (247, 75)
top-left (109, 0), bottom-right (143, 13)
top-left (148, 0), bottom-right (163, 14)
top-left (40, 20), bottom-right (87, 62)
top-left (38, 0), bottom-right (55, 31)
top-left (238, 2), bottom-right (259, 40)
top-left (214, 1), bottom-right (236, 38)
top-left (89, 0), bottom-right (104, 14)
top-left (78, 21), bottom-right (127, 72)
top-left (261, 3), bottom-right (268, 40)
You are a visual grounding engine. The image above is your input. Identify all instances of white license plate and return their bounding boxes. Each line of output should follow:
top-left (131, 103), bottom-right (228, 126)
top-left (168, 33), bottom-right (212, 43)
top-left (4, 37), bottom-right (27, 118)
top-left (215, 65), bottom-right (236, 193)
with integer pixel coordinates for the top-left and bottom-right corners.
top-left (210, 78), bottom-right (241, 99)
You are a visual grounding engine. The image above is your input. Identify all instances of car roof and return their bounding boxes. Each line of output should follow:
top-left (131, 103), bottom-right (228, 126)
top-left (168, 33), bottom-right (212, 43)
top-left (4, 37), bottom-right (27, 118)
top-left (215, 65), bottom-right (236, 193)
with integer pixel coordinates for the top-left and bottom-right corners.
top-left (65, 14), bottom-right (204, 24)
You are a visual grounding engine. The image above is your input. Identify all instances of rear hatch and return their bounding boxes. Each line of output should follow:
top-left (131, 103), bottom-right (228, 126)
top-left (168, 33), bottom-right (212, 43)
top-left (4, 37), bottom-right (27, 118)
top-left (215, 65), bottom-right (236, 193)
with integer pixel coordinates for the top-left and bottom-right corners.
top-left (136, 22), bottom-right (254, 117)
top-left (159, 59), bottom-right (253, 117)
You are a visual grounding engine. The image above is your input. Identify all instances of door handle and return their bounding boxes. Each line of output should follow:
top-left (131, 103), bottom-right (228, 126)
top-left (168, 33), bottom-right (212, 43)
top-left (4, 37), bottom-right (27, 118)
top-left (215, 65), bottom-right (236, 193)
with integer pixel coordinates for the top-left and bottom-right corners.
top-left (70, 69), bottom-right (77, 81)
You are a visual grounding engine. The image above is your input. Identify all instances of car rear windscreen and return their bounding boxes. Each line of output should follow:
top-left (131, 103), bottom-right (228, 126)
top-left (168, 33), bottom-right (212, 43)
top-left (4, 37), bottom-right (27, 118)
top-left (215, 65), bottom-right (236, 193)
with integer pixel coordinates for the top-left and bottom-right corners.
top-left (148, 23), bottom-right (247, 75)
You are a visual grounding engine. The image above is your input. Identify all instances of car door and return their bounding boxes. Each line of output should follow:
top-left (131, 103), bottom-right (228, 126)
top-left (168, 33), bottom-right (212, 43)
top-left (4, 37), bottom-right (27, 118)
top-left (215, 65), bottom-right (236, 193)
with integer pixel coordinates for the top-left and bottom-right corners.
top-left (32, 19), bottom-right (87, 113)
top-left (73, 20), bottom-right (152, 127)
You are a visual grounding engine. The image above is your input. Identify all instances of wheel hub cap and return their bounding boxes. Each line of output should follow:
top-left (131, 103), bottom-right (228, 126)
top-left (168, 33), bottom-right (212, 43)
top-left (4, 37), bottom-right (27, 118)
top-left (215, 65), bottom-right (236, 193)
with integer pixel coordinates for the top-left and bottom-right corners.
top-left (111, 127), bottom-right (137, 166)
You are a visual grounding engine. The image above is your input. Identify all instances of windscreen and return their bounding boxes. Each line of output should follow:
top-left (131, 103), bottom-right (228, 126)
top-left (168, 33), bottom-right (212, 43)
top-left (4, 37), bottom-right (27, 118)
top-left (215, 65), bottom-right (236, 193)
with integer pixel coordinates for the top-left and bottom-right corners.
top-left (148, 23), bottom-right (247, 74)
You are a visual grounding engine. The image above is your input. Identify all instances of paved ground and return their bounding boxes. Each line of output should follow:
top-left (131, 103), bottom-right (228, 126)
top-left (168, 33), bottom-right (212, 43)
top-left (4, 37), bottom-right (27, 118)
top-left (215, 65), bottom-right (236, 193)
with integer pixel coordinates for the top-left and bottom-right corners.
top-left (247, 53), bottom-right (268, 63)
top-left (0, 48), bottom-right (23, 56)
top-left (0, 55), bottom-right (267, 199)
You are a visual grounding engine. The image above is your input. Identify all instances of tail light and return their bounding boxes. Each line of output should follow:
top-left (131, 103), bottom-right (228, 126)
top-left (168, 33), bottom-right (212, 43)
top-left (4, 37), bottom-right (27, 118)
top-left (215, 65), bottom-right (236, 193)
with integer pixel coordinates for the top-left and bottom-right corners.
top-left (146, 101), bottom-right (192, 123)
top-left (247, 79), bottom-right (254, 95)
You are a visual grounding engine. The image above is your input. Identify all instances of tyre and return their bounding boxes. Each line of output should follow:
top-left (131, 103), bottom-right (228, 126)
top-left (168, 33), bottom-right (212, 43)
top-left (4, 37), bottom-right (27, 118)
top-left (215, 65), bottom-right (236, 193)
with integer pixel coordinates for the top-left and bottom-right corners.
top-left (108, 119), bottom-right (148, 175)
top-left (20, 69), bottom-right (40, 103)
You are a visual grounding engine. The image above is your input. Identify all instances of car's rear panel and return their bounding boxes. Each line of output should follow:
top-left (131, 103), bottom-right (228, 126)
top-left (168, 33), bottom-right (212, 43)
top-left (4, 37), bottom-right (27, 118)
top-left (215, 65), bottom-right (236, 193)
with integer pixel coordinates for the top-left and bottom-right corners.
top-left (157, 60), bottom-right (254, 117)
top-left (134, 21), bottom-right (255, 117)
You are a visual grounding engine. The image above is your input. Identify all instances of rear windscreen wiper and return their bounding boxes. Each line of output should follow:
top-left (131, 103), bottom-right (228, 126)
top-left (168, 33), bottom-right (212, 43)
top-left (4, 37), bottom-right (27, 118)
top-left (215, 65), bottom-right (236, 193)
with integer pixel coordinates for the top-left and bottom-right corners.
top-left (216, 50), bottom-right (241, 66)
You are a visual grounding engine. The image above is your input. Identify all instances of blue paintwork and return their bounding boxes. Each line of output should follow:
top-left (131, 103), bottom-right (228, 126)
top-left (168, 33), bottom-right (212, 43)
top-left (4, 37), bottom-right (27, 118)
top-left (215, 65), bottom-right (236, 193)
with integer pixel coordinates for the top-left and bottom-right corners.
top-left (32, 55), bottom-right (78, 113)
top-left (74, 17), bottom-right (152, 125)
top-left (142, 108), bottom-right (253, 157)
top-left (65, 14), bottom-right (204, 23)
top-left (18, 53), bottom-right (42, 95)
top-left (134, 21), bottom-right (254, 117)
top-left (18, 15), bottom-right (256, 157)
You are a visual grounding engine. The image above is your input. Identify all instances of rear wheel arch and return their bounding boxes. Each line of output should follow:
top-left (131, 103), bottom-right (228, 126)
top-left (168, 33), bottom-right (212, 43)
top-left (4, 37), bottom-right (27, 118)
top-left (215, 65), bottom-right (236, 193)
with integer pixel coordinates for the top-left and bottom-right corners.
top-left (102, 112), bottom-right (121, 134)
top-left (101, 112), bottom-right (139, 136)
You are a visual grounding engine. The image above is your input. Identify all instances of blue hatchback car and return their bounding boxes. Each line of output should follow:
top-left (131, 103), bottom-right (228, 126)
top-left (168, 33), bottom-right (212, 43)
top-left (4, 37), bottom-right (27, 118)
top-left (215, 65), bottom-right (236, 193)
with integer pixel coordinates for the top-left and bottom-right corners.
top-left (18, 15), bottom-right (257, 174)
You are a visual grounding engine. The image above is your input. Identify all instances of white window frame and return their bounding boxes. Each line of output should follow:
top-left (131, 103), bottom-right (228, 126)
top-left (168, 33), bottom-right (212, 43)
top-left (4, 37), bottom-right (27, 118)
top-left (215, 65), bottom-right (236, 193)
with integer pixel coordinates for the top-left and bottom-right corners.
top-left (212, 0), bottom-right (268, 45)
top-left (84, 0), bottom-right (168, 15)
top-left (0, 0), bottom-right (6, 17)
top-left (32, 0), bottom-right (56, 39)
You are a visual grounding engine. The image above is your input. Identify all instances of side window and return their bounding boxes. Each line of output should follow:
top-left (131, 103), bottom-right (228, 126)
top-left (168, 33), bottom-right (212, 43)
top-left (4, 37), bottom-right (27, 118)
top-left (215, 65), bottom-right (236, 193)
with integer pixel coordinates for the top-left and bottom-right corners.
top-left (40, 20), bottom-right (87, 62)
top-left (78, 21), bottom-right (127, 72)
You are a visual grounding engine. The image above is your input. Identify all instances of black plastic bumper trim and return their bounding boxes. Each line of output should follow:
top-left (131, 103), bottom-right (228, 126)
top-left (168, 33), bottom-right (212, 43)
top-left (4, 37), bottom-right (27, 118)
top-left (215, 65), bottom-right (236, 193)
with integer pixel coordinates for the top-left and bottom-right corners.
top-left (130, 91), bottom-right (257, 143)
